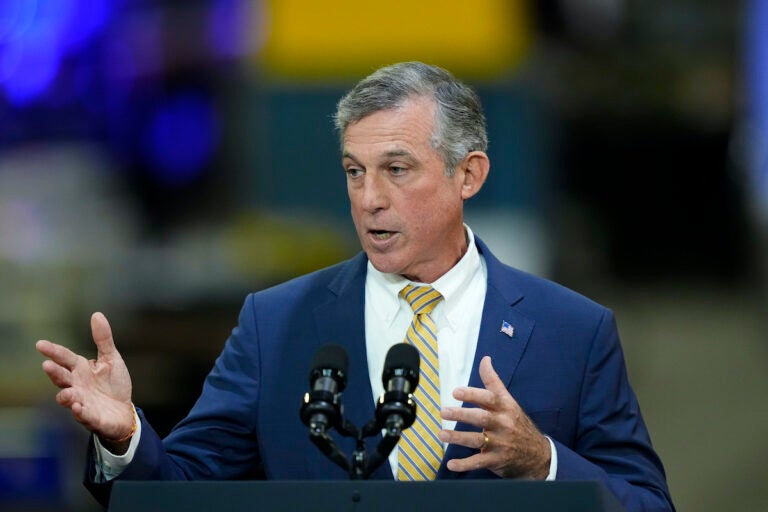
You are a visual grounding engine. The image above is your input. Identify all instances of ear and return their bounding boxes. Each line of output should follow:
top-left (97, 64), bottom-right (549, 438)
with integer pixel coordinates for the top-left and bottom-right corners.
top-left (457, 151), bottom-right (490, 200)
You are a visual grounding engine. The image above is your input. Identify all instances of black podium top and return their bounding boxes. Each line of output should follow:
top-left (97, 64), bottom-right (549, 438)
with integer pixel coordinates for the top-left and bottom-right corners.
top-left (109, 480), bottom-right (625, 512)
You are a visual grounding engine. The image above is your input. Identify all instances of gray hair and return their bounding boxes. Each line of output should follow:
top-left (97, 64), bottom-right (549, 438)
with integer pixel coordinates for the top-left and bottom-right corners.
top-left (333, 62), bottom-right (488, 176)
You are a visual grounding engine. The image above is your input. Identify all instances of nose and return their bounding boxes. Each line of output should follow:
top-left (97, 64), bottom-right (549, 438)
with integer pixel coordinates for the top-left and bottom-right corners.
top-left (358, 172), bottom-right (389, 213)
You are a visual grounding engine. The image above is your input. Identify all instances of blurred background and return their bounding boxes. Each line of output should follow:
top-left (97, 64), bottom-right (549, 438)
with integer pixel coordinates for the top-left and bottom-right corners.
top-left (1, 0), bottom-right (766, 510)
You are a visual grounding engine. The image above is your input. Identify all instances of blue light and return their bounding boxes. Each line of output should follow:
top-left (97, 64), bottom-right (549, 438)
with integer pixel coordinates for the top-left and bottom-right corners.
top-left (746, 0), bottom-right (768, 210)
top-left (0, 0), bottom-right (37, 43)
top-left (2, 37), bottom-right (61, 105)
top-left (57, 0), bottom-right (110, 52)
top-left (0, 0), bottom-right (112, 105)
top-left (747, 0), bottom-right (768, 122)
top-left (208, 0), bottom-right (252, 58)
top-left (144, 91), bottom-right (221, 187)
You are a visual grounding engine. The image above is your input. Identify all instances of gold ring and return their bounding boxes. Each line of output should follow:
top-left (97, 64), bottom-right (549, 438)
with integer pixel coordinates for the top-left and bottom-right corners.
top-left (481, 430), bottom-right (490, 452)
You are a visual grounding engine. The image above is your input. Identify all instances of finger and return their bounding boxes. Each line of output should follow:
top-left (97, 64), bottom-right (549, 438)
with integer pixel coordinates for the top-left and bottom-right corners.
top-left (91, 312), bottom-right (118, 358)
top-left (452, 385), bottom-right (496, 409)
top-left (439, 429), bottom-right (487, 450)
top-left (451, 357), bottom-right (510, 409)
top-left (72, 401), bottom-right (97, 427)
top-left (478, 356), bottom-right (509, 396)
top-left (36, 340), bottom-right (81, 371)
top-left (441, 405), bottom-right (492, 429)
top-left (446, 452), bottom-right (488, 473)
top-left (41, 360), bottom-right (72, 388)
top-left (470, 357), bottom-right (522, 412)
top-left (69, 403), bottom-right (97, 429)
top-left (56, 387), bottom-right (80, 408)
top-left (71, 402), bottom-right (86, 423)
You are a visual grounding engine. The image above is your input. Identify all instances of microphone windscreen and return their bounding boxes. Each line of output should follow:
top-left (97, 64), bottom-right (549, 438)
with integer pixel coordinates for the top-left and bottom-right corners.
top-left (310, 343), bottom-right (349, 385)
top-left (382, 343), bottom-right (420, 386)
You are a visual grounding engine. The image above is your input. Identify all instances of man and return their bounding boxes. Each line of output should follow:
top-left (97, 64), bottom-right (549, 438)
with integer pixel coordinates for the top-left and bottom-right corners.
top-left (37, 62), bottom-right (674, 511)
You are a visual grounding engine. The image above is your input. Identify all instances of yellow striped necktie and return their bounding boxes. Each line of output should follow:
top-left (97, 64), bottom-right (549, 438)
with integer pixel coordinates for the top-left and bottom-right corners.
top-left (397, 284), bottom-right (444, 481)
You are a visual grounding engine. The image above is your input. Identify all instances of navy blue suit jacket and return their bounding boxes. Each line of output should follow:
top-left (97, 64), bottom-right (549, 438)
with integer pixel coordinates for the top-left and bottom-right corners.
top-left (86, 238), bottom-right (674, 511)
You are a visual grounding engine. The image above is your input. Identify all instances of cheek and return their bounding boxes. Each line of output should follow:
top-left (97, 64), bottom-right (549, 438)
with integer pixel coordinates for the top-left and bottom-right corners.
top-left (408, 186), bottom-right (461, 219)
top-left (403, 196), bottom-right (454, 240)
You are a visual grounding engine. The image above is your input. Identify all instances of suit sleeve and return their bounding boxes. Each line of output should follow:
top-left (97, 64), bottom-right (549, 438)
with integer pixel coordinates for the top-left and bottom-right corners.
top-left (84, 294), bottom-right (263, 507)
top-left (554, 309), bottom-right (675, 512)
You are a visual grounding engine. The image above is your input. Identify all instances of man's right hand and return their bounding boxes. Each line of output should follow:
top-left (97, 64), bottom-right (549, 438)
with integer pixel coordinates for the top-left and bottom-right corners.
top-left (36, 312), bottom-right (134, 449)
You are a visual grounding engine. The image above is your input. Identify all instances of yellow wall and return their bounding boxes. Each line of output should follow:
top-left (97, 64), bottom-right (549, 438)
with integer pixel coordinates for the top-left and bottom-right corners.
top-left (257, 0), bottom-right (531, 80)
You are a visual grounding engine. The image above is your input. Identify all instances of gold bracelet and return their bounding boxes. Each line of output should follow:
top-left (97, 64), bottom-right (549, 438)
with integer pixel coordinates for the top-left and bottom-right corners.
top-left (107, 403), bottom-right (137, 443)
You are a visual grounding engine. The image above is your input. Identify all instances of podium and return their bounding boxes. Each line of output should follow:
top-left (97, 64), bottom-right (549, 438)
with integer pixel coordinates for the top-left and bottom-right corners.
top-left (109, 480), bottom-right (626, 512)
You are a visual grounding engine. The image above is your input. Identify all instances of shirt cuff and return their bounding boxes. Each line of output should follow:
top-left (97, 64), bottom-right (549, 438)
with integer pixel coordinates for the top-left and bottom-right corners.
top-left (92, 405), bottom-right (142, 483)
top-left (544, 435), bottom-right (558, 481)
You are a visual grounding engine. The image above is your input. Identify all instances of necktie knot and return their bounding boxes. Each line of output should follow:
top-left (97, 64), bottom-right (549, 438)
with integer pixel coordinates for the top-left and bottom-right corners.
top-left (400, 285), bottom-right (442, 316)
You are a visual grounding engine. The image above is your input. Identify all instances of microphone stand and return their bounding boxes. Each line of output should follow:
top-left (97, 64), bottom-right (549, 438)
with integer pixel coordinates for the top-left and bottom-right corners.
top-left (307, 428), bottom-right (351, 474)
top-left (304, 397), bottom-right (414, 479)
top-left (308, 416), bottom-right (400, 480)
top-left (358, 418), bottom-right (401, 480)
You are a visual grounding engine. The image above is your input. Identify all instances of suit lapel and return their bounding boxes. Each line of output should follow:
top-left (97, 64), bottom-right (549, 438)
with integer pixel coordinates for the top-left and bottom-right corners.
top-left (312, 254), bottom-right (376, 431)
top-left (466, 286), bottom-right (533, 391)
top-left (310, 254), bottom-right (393, 479)
top-left (440, 237), bottom-right (534, 478)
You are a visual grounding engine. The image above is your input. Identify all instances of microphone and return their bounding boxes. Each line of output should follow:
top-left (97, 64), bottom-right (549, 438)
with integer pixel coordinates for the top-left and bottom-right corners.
top-left (375, 343), bottom-right (420, 436)
top-left (300, 343), bottom-right (349, 435)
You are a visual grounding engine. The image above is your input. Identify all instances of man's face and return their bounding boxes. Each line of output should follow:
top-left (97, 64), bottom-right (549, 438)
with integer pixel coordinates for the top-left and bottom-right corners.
top-left (342, 96), bottom-right (468, 283)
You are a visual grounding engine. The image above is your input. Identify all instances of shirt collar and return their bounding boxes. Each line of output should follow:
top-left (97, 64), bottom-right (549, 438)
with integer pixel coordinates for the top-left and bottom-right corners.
top-left (366, 225), bottom-right (482, 330)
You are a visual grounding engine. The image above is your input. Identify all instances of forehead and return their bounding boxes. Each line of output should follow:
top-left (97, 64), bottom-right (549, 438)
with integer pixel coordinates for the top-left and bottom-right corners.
top-left (342, 97), bottom-right (437, 155)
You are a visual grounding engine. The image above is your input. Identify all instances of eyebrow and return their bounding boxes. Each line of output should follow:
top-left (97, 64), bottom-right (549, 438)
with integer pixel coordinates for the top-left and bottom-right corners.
top-left (342, 148), bottom-right (415, 162)
top-left (341, 149), bottom-right (412, 160)
top-left (382, 149), bottom-right (412, 158)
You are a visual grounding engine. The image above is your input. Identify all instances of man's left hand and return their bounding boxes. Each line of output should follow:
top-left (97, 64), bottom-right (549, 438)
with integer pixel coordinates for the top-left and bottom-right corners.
top-left (439, 356), bottom-right (551, 479)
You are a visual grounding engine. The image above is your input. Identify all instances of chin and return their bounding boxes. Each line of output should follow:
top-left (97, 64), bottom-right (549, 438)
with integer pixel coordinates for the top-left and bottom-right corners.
top-left (366, 255), bottom-right (402, 275)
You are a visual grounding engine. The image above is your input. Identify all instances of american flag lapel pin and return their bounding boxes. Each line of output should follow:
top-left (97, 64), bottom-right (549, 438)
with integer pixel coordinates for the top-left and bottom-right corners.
top-left (500, 320), bottom-right (514, 338)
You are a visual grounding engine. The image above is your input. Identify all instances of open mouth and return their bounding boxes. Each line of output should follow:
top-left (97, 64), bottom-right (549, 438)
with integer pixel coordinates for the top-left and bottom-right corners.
top-left (371, 230), bottom-right (394, 240)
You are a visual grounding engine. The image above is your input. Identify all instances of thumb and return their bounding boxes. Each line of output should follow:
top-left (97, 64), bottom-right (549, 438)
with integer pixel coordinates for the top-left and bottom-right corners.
top-left (91, 312), bottom-right (118, 358)
top-left (479, 356), bottom-right (521, 410)
top-left (479, 356), bottom-right (506, 395)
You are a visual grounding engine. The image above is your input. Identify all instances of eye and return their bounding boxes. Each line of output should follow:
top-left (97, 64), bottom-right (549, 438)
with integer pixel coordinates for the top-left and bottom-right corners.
top-left (346, 167), bottom-right (364, 178)
top-left (389, 166), bottom-right (406, 176)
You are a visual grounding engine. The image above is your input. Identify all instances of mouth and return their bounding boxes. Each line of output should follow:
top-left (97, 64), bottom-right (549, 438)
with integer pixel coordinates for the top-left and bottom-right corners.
top-left (370, 230), bottom-right (395, 240)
